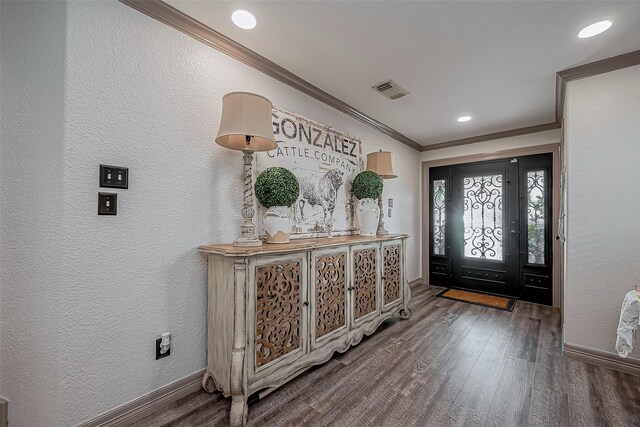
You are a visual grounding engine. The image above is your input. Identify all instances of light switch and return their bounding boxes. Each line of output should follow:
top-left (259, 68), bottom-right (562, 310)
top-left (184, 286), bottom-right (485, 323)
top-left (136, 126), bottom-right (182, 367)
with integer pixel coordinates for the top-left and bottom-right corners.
top-left (98, 192), bottom-right (117, 215)
top-left (388, 198), bottom-right (393, 208)
top-left (388, 208), bottom-right (392, 218)
top-left (100, 164), bottom-right (128, 189)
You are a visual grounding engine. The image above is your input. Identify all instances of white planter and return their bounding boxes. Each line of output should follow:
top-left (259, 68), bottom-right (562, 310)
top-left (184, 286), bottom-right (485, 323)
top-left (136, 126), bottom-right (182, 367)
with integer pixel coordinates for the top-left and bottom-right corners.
top-left (356, 198), bottom-right (380, 236)
top-left (263, 206), bottom-right (293, 243)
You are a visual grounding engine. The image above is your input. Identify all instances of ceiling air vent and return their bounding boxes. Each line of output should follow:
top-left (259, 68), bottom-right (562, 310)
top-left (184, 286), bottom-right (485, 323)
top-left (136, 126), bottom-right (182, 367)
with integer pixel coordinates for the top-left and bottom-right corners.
top-left (372, 80), bottom-right (409, 100)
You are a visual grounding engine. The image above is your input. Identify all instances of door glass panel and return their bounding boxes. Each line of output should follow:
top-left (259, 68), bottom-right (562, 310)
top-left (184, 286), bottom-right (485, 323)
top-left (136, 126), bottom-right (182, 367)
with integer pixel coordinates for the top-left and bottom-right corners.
top-left (527, 170), bottom-right (545, 265)
top-left (463, 174), bottom-right (503, 260)
top-left (432, 179), bottom-right (446, 255)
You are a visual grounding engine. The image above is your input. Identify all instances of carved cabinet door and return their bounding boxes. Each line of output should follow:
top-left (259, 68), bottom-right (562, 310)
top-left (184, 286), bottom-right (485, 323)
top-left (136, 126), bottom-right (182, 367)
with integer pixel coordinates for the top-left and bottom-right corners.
top-left (351, 243), bottom-right (380, 325)
top-left (248, 253), bottom-right (308, 381)
top-left (382, 240), bottom-right (403, 311)
top-left (310, 247), bottom-right (350, 350)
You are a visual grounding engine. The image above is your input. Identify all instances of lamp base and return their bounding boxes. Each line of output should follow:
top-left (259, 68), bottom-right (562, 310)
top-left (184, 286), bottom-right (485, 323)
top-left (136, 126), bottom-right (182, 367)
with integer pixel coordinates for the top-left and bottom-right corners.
top-left (377, 226), bottom-right (389, 235)
top-left (233, 147), bottom-right (262, 247)
top-left (376, 196), bottom-right (389, 235)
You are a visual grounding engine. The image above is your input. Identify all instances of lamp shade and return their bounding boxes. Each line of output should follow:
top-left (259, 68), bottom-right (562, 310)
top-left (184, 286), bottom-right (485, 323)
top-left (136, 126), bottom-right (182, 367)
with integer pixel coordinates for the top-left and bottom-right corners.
top-left (215, 92), bottom-right (278, 152)
top-left (366, 150), bottom-right (397, 179)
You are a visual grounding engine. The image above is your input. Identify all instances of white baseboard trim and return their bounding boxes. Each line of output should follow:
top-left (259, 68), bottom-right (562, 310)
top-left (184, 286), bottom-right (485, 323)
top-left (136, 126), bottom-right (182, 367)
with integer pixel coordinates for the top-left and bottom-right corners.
top-left (77, 369), bottom-right (205, 427)
top-left (408, 277), bottom-right (423, 287)
top-left (563, 343), bottom-right (640, 377)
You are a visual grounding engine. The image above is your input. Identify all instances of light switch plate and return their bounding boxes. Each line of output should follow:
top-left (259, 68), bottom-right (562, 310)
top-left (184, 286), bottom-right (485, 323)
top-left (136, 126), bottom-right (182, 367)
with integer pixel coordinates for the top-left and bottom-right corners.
top-left (388, 208), bottom-right (392, 218)
top-left (100, 164), bottom-right (128, 189)
top-left (388, 198), bottom-right (393, 207)
top-left (98, 192), bottom-right (117, 215)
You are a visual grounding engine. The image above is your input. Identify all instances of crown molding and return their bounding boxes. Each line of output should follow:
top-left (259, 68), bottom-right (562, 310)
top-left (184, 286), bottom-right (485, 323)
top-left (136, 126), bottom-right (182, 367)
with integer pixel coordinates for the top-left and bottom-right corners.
top-left (118, 0), bottom-right (422, 151)
top-left (419, 122), bottom-right (559, 152)
top-left (555, 49), bottom-right (640, 123)
top-left (119, 1), bottom-right (640, 153)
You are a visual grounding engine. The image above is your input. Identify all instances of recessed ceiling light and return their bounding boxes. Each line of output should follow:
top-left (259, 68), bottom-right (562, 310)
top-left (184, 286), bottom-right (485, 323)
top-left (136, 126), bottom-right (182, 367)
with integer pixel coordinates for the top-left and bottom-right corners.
top-left (578, 20), bottom-right (612, 39)
top-left (457, 116), bottom-right (472, 123)
top-left (232, 10), bottom-right (256, 30)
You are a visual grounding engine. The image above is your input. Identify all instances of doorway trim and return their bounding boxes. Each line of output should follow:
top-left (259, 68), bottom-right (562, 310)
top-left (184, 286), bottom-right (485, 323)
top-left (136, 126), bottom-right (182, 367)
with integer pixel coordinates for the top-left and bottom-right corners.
top-left (421, 142), bottom-right (562, 308)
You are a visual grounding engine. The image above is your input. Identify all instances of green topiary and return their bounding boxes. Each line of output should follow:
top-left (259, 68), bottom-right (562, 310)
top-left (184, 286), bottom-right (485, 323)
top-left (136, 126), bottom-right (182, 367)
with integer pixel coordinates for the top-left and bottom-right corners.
top-left (351, 171), bottom-right (383, 200)
top-left (255, 167), bottom-right (300, 208)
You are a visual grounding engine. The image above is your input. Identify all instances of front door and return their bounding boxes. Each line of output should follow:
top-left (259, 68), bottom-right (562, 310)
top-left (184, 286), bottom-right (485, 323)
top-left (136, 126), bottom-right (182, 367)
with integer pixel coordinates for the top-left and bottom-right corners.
top-left (429, 154), bottom-right (553, 305)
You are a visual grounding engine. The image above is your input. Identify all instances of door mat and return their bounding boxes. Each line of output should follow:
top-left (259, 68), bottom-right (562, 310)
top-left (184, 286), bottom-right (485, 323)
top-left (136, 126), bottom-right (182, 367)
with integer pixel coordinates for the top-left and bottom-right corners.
top-left (435, 288), bottom-right (516, 312)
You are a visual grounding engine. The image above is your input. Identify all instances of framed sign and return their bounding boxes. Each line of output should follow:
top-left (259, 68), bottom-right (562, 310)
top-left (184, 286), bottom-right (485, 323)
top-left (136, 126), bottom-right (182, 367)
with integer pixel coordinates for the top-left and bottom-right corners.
top-left (256, 106), bottom-right (363, 238)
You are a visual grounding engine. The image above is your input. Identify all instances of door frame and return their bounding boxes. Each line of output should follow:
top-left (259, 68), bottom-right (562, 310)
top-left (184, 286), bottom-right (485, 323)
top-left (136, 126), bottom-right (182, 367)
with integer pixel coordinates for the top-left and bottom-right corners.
top-left (421, 143), bottom-right (563, 309)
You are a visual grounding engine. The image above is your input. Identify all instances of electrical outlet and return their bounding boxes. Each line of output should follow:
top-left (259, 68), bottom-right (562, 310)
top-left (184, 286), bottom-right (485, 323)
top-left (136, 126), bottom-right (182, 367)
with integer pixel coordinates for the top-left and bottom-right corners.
top-left (388, 198), bottom-right (393, 207)
top-left (388, 208), bottom-right (392, 218)
top-left (100, 164), bottom-right (128, 189)
top-left (156, 337), bottom-right (170, 360)
top-left (98, 192), bottom-right (117, 215)
top-left (156, 332), bottom-right (171, 360)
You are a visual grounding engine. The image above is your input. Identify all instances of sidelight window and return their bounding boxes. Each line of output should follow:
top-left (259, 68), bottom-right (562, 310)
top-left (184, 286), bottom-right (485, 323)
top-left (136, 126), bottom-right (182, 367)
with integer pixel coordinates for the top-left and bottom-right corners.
top-left (527, 170), bottom-right (545, 265)
top-left (432, 179), bottom-right (446, 255)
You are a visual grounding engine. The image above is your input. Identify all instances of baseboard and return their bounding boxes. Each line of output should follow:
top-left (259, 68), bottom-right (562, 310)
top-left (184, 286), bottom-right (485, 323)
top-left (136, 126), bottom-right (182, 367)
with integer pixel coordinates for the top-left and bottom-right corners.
top-left (563, 343), bottom-right (640, 377)
top-left (408, 277), bottom-right (422, 287)
top-left (1, 397), bottom-right (8, 427)
top-left (77, 369), bottom-right (205, 427)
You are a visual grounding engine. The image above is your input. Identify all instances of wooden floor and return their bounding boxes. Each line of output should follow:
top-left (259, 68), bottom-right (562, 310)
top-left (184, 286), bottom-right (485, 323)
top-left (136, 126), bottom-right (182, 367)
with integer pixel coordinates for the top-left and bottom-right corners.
top-left (133, 284), bottom-right (640, 427)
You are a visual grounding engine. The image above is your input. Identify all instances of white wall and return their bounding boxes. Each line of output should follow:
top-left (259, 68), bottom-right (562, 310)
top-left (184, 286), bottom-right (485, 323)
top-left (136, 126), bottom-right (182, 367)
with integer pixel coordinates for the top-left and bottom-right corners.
top-left (0, 1), bottom-right (422, 425)
top-left (563, 65), bottom-right (640, 361)
top-left (0, 1), bottom-right (66, 424)
top-left (420, 128), bottom-right (560, 162)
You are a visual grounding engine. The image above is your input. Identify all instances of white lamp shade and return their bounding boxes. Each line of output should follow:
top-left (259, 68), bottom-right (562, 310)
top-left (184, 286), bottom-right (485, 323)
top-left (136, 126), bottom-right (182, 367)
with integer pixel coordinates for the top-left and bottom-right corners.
top-left (215, 92), bottom-right (278, 152)
top-left (366, 150), bottom-right (397, 179)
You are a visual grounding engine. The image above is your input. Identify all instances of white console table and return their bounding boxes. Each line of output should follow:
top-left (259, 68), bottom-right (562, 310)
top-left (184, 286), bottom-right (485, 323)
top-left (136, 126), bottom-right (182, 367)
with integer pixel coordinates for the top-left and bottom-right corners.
top-left (198, 234), bottom-right (412, 426)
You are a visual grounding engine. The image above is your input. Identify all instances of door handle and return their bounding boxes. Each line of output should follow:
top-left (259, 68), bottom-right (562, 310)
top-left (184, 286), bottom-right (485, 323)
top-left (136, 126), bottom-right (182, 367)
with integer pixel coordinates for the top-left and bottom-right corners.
top-left (510, 229), bottom-right (517, 236)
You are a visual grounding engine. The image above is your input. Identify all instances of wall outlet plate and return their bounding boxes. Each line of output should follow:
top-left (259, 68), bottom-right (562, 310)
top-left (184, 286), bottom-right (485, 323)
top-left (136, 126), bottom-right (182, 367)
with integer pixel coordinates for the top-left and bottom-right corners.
top-left (156, 338), bottom-right (170, 360)
top-left (100, 164), bottom-right (128, 189)
top-left (388, 198), bottom-right (393, 207)
top-left (98, 192), bottom-right (117, 215)
top-left (388, 208), bottom-right (392, 218)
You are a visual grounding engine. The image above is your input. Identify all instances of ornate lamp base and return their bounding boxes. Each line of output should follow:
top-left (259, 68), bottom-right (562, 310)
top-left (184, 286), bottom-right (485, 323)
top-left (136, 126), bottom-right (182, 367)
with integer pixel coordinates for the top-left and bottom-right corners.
top-left (377, 196), bottom-right (389, 235)
top-left (233, 148), bottom-right (262, 247)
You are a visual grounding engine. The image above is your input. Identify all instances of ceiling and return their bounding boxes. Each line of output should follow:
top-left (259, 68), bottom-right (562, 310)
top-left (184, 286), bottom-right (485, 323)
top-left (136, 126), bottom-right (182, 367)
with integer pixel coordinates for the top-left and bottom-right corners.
top-left (167, 1), bottom-right (640, 147)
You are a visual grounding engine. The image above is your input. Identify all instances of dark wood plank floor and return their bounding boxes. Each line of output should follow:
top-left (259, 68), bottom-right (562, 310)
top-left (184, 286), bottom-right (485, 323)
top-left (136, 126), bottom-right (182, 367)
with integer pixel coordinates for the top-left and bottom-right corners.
top-left (133, 284), bottom-right (640, 427)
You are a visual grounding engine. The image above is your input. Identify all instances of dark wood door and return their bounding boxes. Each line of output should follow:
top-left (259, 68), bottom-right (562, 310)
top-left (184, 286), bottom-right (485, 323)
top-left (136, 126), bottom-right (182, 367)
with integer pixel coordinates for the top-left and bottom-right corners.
top-left (429, 154), bottom-right (553, 304)
top-left (450, 159), bottom-right (519, 297)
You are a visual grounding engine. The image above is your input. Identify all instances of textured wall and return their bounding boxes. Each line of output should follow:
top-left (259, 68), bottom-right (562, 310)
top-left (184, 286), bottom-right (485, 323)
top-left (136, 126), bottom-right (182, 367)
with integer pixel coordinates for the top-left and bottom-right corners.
top-left (1, 1), bottom-right (422, 425)
top-left (0, 1), bottom-right (66, 424)
top-left (564, 65), bottom-right (640, 360)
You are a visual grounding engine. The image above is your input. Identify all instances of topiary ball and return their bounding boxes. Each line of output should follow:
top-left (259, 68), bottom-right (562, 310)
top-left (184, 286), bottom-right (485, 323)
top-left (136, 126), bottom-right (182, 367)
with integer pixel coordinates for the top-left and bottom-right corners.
top-left (255, 167), bottom-right (300, 208)
top-left (351, 171), bottom-right (383, 200)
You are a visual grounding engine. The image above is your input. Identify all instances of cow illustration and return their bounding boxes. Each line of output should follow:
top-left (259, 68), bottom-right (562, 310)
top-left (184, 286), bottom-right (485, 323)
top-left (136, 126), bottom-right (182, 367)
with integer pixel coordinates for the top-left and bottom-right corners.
top-left (295, 169), bottom-right (345, 226)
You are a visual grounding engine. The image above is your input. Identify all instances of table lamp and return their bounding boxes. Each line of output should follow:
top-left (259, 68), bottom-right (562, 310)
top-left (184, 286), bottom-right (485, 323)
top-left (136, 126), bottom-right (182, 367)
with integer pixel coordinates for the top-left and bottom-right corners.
top-left (216, 92), bottom-right (278, 247)
top-left (366, 150), bottom-right (397, 235)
